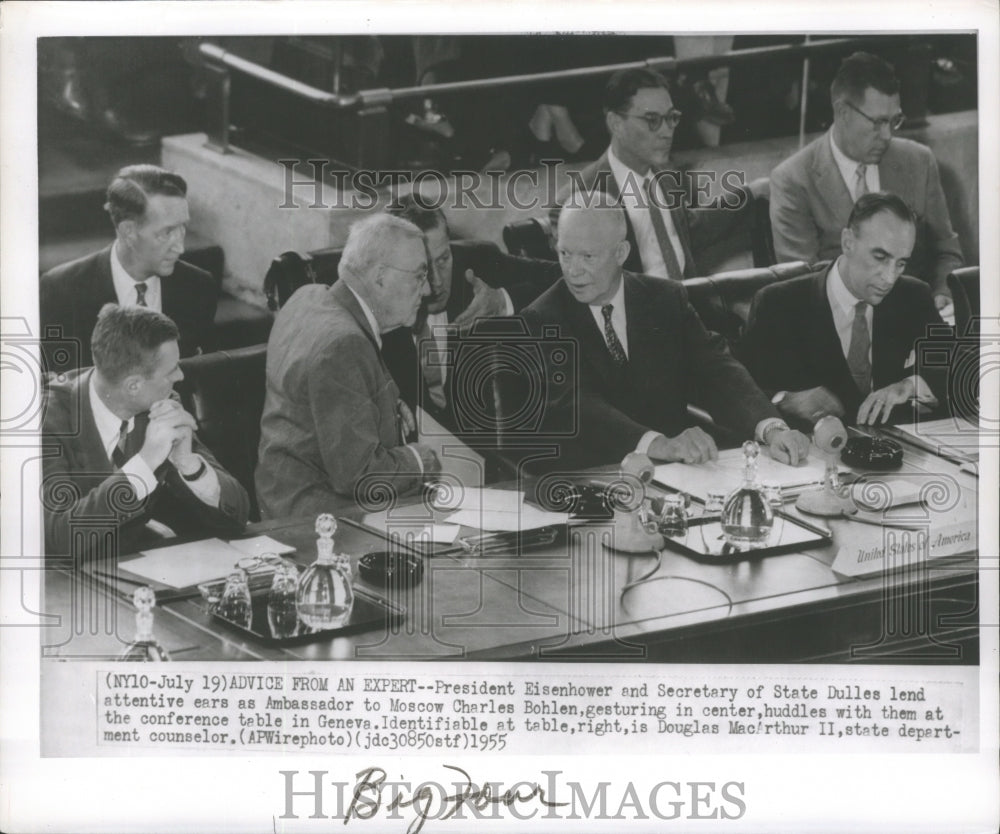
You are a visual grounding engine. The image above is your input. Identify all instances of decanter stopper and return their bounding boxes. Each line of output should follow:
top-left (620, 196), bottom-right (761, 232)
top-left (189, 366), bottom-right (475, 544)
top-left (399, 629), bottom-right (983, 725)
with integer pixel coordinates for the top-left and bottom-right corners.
top-left (118, 586), bottom-right (172, 662)
top-left (296, 513), bottom-right (355, 630)
top-left (720, 440), bottom-right (774, 549)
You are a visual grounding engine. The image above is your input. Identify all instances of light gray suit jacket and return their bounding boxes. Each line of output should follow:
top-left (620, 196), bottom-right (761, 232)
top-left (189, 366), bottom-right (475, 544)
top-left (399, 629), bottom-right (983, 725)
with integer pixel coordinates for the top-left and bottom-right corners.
top-left (255, 281), bottom-right (423, 519)
top-left (769, 133), bottom-right (963, 297)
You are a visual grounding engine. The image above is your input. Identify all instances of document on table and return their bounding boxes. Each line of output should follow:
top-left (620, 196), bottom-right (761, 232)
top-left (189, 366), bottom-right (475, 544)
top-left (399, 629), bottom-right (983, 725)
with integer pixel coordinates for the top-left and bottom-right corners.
top-left (432, 486), bottom-right (569, 531)
top-left (654, 447), bottom-right (844, 502)
top-left (119, 538), bottom-right (246, 589)
top-left (888, 417), bottom-right (979, 462)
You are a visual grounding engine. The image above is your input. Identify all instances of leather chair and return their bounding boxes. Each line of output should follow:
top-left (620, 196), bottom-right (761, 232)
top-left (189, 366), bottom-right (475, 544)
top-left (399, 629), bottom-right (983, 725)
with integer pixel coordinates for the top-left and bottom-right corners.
top-left (749, 189), bottom-right (777, 268)
top-left (686, 260), bottom-right (812, 351)
top-left (502, 217), bottom-right (557, 261)
top-left (947, 266), bottom-right (980, 334)
top-left (177, 343), bottom-right (268, 521)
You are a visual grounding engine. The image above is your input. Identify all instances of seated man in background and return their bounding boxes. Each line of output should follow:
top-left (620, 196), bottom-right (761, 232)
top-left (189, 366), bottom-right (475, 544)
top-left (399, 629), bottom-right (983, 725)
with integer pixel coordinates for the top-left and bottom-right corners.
top-left (741, 192), bottom-right (947, 429)
top-left (769, 51), bottom-right (962, 308)
top-left (521, 204), bottom-right (810, 468)
top-left (381, 193), bottom-right (558, 431)
top-left (42, 305), bottom-right (249, 560)
top-left (256, 214), bottom-right (440, 519)
top-left (549, 67), bottom-right (763, 280)
top-left (40, 164), bottom-right (217, 368)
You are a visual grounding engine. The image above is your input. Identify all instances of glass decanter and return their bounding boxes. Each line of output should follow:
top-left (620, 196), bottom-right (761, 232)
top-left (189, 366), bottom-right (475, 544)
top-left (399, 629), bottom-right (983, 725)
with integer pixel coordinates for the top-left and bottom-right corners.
top-left (721, 441), bottom-right (774, 549)
top-left (267, 562), bottom-right (301, 639)
top-left (217, 569), bottom-right (253, 629)
top-left (118, 586), bottom-right (172, 661)
top-left (296, 514), bottom-right (355, 630)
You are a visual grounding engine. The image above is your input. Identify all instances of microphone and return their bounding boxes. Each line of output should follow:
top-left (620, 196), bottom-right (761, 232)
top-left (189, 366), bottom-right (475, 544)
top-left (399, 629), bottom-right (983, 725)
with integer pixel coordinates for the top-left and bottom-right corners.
top-left (795, 416), bottom-right (852, 517)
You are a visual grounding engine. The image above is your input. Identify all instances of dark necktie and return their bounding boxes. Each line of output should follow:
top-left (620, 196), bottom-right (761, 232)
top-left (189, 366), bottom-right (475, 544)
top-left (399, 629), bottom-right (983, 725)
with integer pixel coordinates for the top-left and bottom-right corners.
top-left (135, 282), bottom-right (148, 307)
top-left (601, 304), bottom-right (628, 366)
top-left (644, 178), bottom-right (684, 281)
top-left (847, 301), bottom-right (872, 394)
top-left (417, 317), bottom-right (447, 410)
top-left (111, 419), bottom-right (129, 468)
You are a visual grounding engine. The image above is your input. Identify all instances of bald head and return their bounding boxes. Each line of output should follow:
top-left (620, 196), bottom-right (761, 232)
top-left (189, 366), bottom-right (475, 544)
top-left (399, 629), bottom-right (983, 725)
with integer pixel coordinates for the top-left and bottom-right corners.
top-left (556, 205), bottom-right (631, 306)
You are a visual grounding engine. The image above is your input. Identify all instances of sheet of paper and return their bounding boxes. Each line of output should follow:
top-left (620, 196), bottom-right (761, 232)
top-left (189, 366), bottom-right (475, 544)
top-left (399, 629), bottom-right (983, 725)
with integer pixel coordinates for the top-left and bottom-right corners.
top-left (444, 506), bottom-right (570, 532)
top-left (434, 486), bottom-right (525, 514)
top-left (850, 478), bottom-right (923, 510)
top-left (891, 417), bottom-right (979, 460)
top-left (654, 446), bottom-right (842, 502)
top-left (120, 538), bottom-right (246, 589)
top-left (226, 535), bottom-right (296, 557)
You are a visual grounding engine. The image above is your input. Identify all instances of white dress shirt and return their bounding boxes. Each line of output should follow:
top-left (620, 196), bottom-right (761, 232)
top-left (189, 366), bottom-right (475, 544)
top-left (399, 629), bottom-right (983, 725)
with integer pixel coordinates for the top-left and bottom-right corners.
top-left (111, 243), bottom-right (162, 311)
top-left (607, 146), bottom-right (686, 279)
top-left (88, 374), bottom-right (220, 508)
top-left (829, 133), bottom-right (880, 200)
top-left (827, 258), bottom-right (936, 404)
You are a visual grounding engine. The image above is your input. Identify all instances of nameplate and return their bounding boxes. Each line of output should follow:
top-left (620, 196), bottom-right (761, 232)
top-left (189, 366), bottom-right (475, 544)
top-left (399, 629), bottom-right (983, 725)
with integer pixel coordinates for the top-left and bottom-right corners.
top-left (831, 520), bottom-right (977, 577)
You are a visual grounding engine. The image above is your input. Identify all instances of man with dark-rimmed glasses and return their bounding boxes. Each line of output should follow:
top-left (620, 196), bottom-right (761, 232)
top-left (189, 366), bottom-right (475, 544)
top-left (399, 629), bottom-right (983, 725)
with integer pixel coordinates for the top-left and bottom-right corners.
top-left (770, 51), bottom-right (963, 308)
top-left (550, 67), bottom-right (765, 280)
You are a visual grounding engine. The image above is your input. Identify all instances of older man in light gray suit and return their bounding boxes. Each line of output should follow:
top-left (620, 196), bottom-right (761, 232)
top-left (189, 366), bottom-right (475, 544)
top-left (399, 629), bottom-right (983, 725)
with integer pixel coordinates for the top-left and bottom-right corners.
top-left (770, 51), bottom-right (962, 307)
top-left (255, 214), bottom-right (440, 519)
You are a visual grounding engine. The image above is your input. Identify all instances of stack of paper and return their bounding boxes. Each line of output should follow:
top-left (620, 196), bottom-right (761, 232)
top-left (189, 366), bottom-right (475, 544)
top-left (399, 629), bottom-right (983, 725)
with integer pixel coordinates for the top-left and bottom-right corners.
top-left (120, 538), bottom-right (247, 589)
top-left (436, 487), bottom-right (570, 532)
top-left (654, 447), bottom-right (843, 502)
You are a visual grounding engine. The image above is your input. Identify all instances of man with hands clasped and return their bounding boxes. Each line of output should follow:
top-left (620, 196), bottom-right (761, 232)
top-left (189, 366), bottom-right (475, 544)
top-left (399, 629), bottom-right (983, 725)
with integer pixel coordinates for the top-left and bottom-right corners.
top-left (520, 204), bottom-right (810, 469)
top-left (42, 304), bottom-right (250, 559)
top-left (741, 192), bottom-right (948, 430)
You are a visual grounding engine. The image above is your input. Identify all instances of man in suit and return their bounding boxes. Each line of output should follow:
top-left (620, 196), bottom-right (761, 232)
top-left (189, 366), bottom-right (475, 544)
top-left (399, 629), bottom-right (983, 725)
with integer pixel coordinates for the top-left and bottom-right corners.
top-left (521, 204), bottom-right (810, 468)
top-left (742, 192), bottom-right (947, 429)
top-left (256, 214), bottom-right (441, 519)
top-left (769, 51), bottom-right (963, 307)
top-left (380, 194), bottom-right (560, 431)
top-left (548, 67), bottom-right (761, 280)
top-left (40, 164), bottom-right (217, 368)
top-left (42, 305), bottom-right (250, 560)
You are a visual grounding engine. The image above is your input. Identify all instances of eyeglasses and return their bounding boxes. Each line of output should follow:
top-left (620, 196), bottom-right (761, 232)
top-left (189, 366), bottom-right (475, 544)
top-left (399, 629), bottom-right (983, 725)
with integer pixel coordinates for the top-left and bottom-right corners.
top-left (615, 109), bottom-right (683, 131)
top-left (843, 99), bottom-right (906, 132)
top-left (383, 262), bottom-right (430, 284)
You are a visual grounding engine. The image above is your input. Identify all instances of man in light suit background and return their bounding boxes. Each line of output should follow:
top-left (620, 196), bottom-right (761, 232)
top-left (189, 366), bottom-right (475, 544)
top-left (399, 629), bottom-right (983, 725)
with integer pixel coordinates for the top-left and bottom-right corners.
top-left (769, 51), bottom-right (963, 307)
top-left (255, 214), bottom-right (440, 519)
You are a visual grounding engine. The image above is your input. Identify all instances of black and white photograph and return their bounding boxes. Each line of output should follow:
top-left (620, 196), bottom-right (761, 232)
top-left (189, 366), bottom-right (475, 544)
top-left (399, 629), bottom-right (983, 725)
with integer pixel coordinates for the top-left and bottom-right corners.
top-left (1, 2), bottom-right (997, 832)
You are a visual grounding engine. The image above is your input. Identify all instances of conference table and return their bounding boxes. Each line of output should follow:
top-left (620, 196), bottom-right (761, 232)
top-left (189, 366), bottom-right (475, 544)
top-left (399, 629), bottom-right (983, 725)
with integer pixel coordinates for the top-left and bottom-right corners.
top-left (42, 434), bottom-right (980, 665)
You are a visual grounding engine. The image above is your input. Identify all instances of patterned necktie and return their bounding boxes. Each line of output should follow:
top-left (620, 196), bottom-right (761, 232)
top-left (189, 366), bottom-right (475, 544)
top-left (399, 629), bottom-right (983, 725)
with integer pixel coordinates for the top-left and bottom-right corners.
top-left (601, 304), bottom-right (628, 366)
top-left (847, 301), bottom-right (872, 394)
top-left (111, 419), bottom-right (129, 468)
top-left (854, 163), bottom-right (870, 199)
top-left (644, 178), bottom-right (684, 281)
top-left (135, 282), bottom-right (148, 307)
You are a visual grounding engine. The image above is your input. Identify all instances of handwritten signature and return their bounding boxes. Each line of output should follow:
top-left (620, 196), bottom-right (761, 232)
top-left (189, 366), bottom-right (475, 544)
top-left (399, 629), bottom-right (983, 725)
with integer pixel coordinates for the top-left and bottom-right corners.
top-left (345, 764), bottom-right (568, 834)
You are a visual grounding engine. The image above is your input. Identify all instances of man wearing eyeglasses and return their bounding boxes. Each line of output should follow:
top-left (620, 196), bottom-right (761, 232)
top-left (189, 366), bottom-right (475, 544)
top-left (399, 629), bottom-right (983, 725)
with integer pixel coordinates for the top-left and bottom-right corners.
top-left (770, 51), bottom-right (963, 309)
top-left (381, 194), bottom-right (559, 432)
top-left (255, 213), bottom-right (441, 519)
top-left (550, 67), bottom-right (761, 281)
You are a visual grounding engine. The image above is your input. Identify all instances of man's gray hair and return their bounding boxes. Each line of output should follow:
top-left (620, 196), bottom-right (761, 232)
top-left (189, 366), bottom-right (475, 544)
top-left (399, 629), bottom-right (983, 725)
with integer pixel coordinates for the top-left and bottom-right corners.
top-left (339, 213), bottom-right (424, 284)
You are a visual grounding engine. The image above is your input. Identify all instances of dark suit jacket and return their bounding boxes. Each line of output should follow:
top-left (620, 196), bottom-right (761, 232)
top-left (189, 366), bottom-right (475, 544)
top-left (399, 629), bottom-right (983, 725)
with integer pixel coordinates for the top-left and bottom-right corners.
top-left (550, 151), bottom-right (753, 277)
top-left (740, 262), bottom-right (948, 422)
top-left (520, 271), bottom-right (779, 466)
top-left (40, 244), bottom-right (218, 368)
top-left (769, 133), bottom-right (963, 297)
top-left (42, 370), bottom-right (250, 559)
top-left (255, 281), bottom-right (423, 519)
top-left (380, 243), bottom-right (561, 430)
